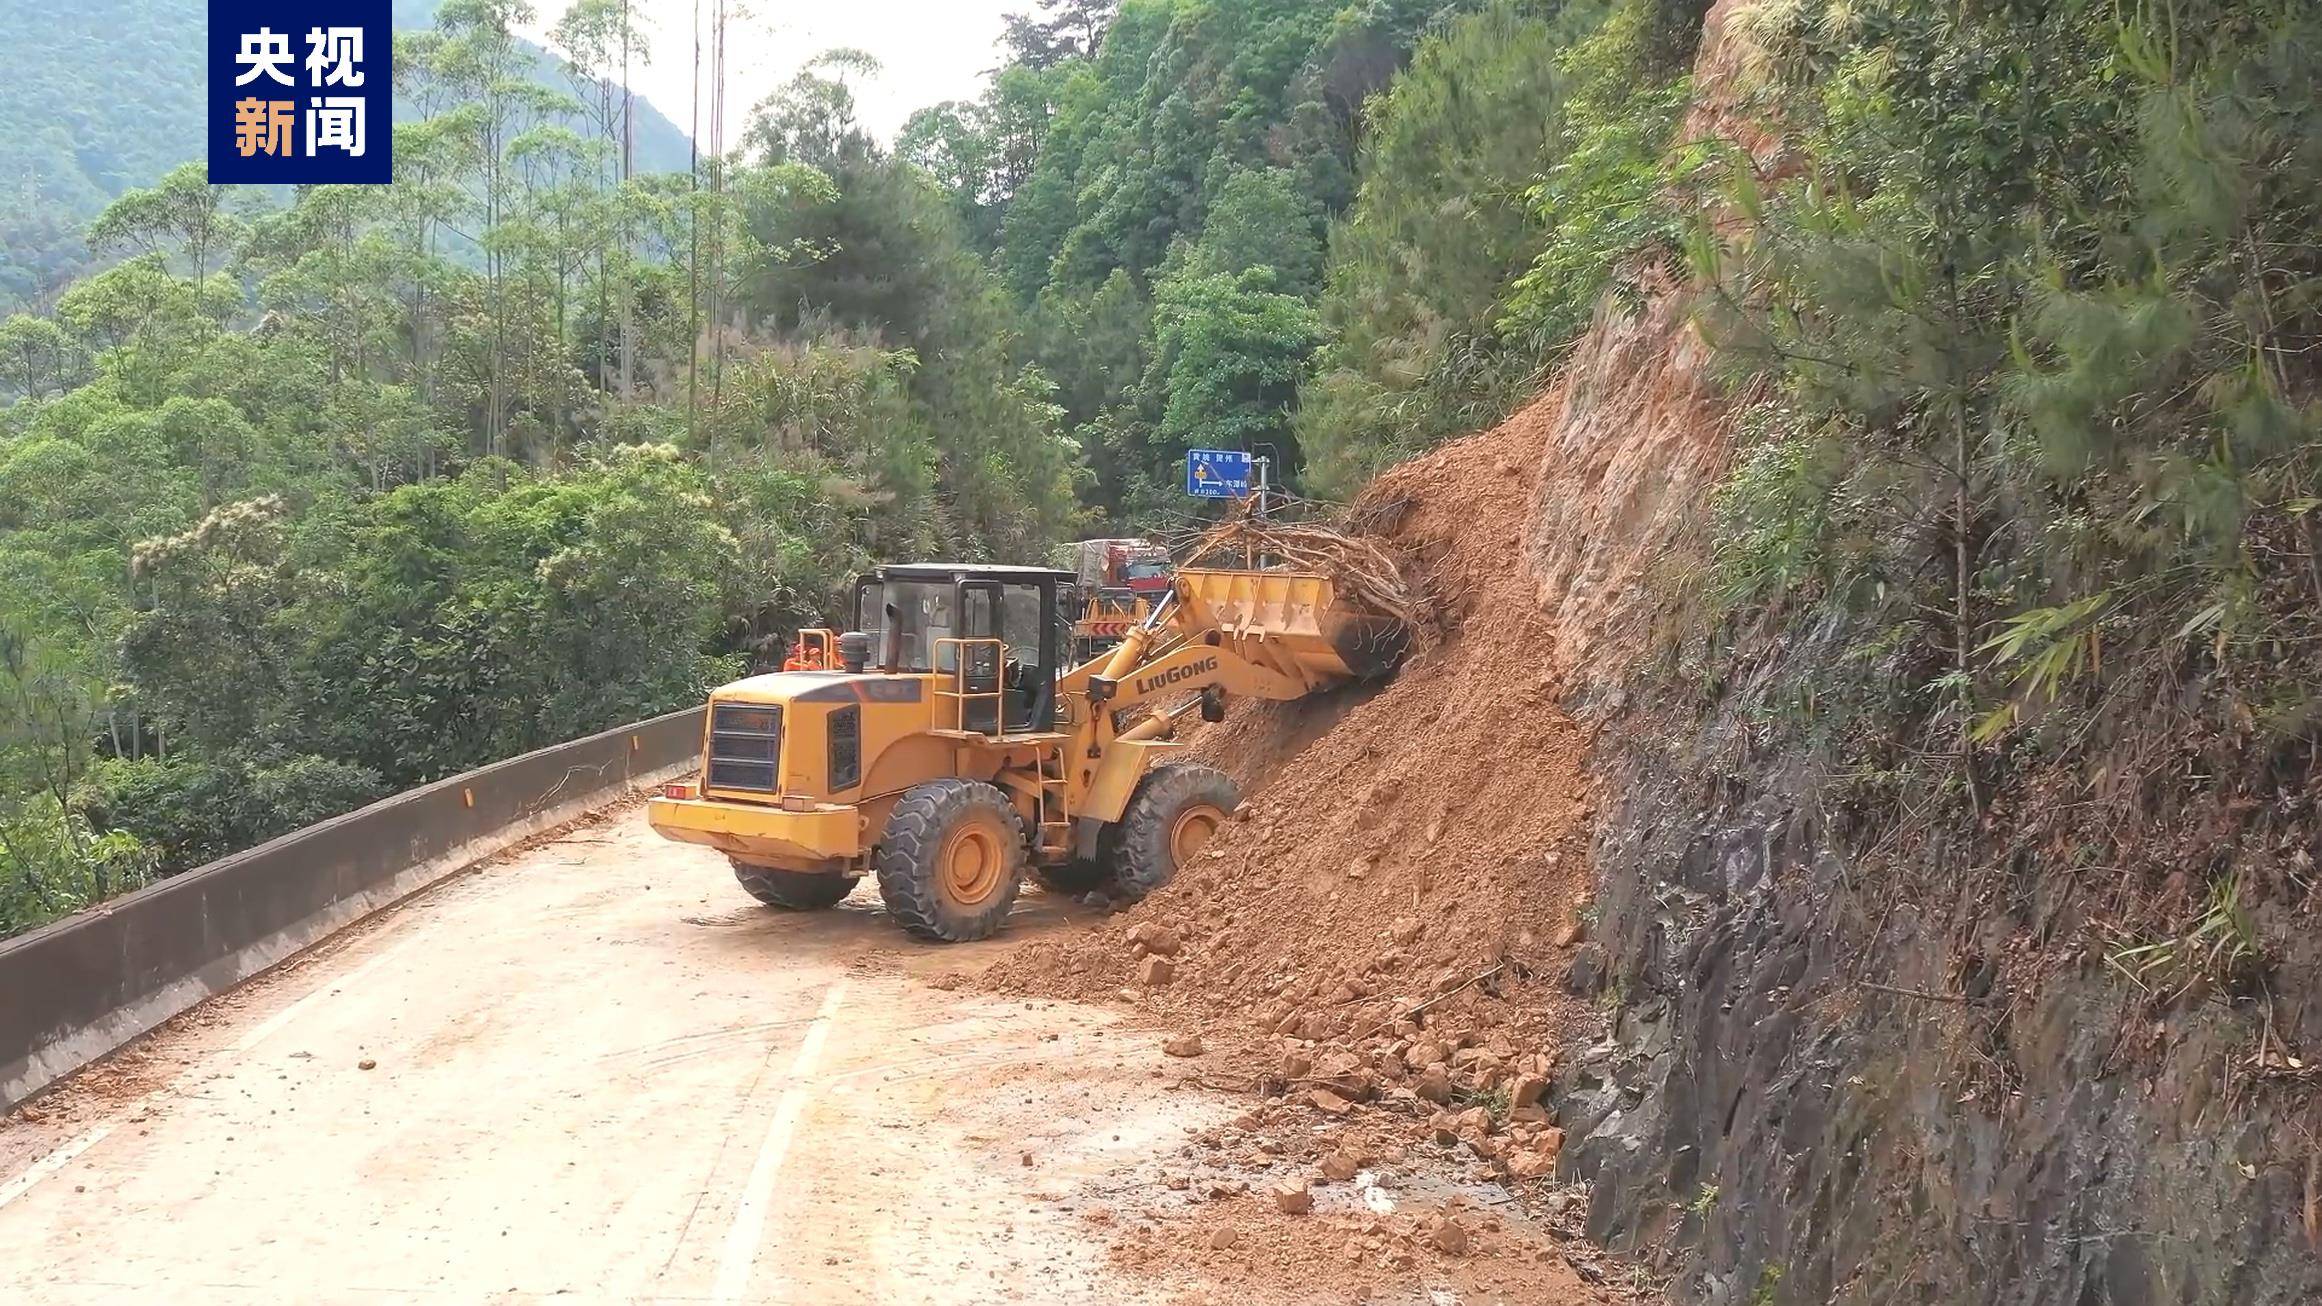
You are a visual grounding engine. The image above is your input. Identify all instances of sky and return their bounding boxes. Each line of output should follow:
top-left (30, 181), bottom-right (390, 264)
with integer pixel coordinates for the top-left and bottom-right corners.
top-left (518, 0), bottom-right (1021, 147)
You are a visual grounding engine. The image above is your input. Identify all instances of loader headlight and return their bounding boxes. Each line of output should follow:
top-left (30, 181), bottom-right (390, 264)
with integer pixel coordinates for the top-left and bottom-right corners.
top-left (828, 705), bottom-right (862, 790)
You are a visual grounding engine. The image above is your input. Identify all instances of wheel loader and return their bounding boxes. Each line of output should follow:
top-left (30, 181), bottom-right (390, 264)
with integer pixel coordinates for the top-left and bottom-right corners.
top-left (646, 560), bottom-right (1409, 941)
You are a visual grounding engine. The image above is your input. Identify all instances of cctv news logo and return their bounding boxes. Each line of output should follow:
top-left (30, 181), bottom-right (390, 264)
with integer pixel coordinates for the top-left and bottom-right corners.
top-left (207, 1), bottom-right (391, 184)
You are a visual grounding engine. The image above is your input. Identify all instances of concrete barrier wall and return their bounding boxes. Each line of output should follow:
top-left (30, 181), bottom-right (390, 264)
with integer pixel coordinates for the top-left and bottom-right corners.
top-left (0, 707), bottom-right (706, 1110)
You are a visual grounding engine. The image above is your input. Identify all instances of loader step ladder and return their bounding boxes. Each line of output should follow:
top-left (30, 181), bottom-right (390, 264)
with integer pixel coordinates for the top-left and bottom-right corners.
top-left (1033, 748), bottom-right (1072, 857)
top-left (932, 637), bottom-right (1007, 736)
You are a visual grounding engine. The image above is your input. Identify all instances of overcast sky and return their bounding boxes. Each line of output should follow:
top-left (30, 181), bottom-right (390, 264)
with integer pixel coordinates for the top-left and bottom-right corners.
top-left (518, 0), bottom-right (1020, 147)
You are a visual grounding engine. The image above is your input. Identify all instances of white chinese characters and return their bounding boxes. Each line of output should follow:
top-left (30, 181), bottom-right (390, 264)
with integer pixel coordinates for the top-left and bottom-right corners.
top-left (307, 98), bottom-right (366, 158)
top-left (228, 21), bottom-right (375, 168)
top-left (233, 28), bottom-right (296, 87)
top-left (305, 27), bottom-right (365, 88)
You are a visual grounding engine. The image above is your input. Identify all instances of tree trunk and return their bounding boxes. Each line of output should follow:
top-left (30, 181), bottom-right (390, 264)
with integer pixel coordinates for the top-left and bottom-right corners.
top-left (617, 12), bottom-right (636, 403)
top-left (687, 0), bottom-right (701, 444)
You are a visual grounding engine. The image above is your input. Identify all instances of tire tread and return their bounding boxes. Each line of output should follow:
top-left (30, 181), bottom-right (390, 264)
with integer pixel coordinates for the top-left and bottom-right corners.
top-left (875, 779), bottom-right (1027, 941)
top-left (1104, 762), bottom-right (1239, 904)
top-left (730, 860), bottom-right (857, 910)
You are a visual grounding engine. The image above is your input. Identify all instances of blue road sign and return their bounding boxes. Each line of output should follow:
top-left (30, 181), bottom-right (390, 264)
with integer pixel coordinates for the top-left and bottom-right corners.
top-left (1185, 449), bottom-right (1252, 499)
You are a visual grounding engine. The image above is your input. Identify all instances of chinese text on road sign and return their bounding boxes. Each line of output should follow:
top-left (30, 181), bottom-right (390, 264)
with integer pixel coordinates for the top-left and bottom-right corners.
top-left (1185, 449), bottom-right (1253, 499)
top-left (210, 2), bottom-right (390, 184)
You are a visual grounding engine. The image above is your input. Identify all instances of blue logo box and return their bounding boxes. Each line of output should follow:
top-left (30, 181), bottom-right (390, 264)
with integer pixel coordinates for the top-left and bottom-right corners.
top-left (208, 0), bottom-right (391, 184)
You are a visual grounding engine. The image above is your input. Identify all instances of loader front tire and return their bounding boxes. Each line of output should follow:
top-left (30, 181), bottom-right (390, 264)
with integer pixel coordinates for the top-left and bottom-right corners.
top-left (731, 860), bottom-right (857, 911)
top-left (1100, 763), bottom-right (1240, 905)
top-left (875, 780), bottom-right (1027, 942)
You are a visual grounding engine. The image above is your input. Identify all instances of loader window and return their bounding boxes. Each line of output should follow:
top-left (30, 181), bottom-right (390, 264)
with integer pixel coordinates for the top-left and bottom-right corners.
top-left (957, 582), bottom-right (1004, 734)
top-left (955, 587), bottom-right (998, 672)
top-left (1001, 585), bottom-right (1041, 665)
top-left (1002, 583), bottom-right (1053, 731)
top-left (852, 577), bottom-right (880, 644)
top-left (868, 580), bottom-right (954, 672)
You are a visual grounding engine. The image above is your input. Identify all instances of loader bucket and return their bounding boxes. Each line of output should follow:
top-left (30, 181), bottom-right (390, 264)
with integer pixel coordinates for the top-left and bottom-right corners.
top-left (1174, 568), bottom-right (1412, 691)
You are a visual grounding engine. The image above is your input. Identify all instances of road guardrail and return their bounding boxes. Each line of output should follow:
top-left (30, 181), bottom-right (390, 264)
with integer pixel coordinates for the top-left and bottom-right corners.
top-left (0, 707), bottom-right (705, 1109)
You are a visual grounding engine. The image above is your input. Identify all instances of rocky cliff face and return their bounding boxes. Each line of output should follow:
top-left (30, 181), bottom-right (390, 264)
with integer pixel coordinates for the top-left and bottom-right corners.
top-left (1526, 4), bottom-right (2322, 1302)
top-left (1553, 608), bottom-right (2322, 1304)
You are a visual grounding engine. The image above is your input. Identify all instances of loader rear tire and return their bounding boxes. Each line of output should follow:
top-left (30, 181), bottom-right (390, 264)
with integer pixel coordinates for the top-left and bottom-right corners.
top-left (1099, 763), bottom-right (1240, 905)
top-left (875, 780), bottom-right (1027, 942)
top-left (731, 861), bottom-right (857, 911)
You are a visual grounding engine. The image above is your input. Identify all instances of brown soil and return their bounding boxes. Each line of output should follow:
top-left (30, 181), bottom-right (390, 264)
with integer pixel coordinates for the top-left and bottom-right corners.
top-left (990, 409), bottom-right (1607, 1222)
top-left (1520, 265), bottom-right (1736, 700)
top-left (1178, 678), bottom-right (1384, 791)
top-left (1083, 1079), bottom-right (1626, 1305)
top-left (1108, 1191), bottom-right (1601, 1306)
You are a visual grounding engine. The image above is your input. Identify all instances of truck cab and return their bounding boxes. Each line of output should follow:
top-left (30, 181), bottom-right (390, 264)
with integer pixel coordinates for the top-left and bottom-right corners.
top-left (1068, 538), bottom-right (1172, 661)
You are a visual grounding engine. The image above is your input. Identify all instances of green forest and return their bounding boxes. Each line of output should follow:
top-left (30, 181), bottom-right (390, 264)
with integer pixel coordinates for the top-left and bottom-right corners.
top-left (5, 0), bottom-right (2318, 945)
top-left (0, 0), bottom-right (693, 307)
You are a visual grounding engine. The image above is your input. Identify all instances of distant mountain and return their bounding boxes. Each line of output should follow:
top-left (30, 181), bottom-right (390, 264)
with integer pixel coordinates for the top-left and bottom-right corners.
top-left (0, 0), bottom-right (693, 308)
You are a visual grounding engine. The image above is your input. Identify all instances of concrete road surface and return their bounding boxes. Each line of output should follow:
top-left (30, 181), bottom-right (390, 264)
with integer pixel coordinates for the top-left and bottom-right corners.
top-left (0, 807), bottom-right (1220, 1304)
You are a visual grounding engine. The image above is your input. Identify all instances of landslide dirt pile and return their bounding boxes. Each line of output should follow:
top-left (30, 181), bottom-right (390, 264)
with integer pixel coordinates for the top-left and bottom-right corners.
top-left (992, 405), bottom-right (1599, 1173)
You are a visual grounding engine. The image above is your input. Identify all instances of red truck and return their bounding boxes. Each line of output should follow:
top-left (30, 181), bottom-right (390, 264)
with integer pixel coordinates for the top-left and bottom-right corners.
top-left (1068, 538), bottom-right (1171, 661)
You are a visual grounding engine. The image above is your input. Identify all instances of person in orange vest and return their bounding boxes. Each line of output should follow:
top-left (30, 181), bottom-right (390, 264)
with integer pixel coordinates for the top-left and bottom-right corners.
top-left (782, 634), bottom-right (830, 672)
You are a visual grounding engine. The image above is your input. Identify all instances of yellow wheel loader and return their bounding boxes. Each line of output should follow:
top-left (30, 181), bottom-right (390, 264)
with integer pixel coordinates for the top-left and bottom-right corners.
top-left (647, 561), bottom-right (1408, 942)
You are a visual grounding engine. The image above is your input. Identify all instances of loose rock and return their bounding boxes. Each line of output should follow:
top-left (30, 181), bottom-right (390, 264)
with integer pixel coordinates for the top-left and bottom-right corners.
top-left (1271, 1178), bottom-right (1314, 1214)
top-left (1128, 923), bottom-right (1184, 957)
top-left (1507, 1150), bottom-right (1556, 1179)
top-left (1430, 1217), bottom-right (1471, 1256)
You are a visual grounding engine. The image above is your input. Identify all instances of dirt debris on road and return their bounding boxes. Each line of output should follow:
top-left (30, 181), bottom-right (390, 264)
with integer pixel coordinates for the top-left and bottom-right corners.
top-left (995, 412), bottom-right (1597, 1025)
top-left (1082, 1075), bottom-right (1625, 1304)
top-left (987, 407), bottom-right (1637, 1301)
top-left (2, 791), bottom-right (1631, 1306)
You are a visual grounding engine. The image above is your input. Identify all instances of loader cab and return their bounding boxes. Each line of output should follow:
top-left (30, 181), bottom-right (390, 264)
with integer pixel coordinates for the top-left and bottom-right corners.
top-left (849, 563), bottom-right (1073, 734)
